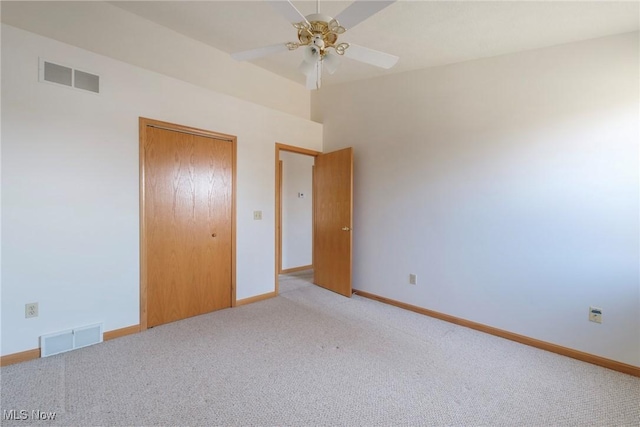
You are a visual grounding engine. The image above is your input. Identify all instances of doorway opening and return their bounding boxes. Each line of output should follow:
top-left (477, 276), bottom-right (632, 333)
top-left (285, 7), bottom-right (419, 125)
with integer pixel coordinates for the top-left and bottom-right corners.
top-left (275, 143), bottom-right (320, 295)
top-left (275, 143), bottom-right (354, 298)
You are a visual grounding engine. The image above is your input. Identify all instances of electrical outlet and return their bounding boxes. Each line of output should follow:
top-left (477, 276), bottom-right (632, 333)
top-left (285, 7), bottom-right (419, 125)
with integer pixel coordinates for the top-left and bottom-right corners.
top-left (253, 210), bottom-right (262, 220)
top-left (589, 306), bottom-right (602, 324)
top-left (409, 274), bottom-right (417, 285)
top-left (25, 302), bottom-right (38, 318)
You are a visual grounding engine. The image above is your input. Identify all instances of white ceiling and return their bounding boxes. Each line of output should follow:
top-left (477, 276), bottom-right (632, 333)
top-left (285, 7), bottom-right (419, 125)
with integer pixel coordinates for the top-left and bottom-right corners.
top-left (111, 1), bottom-right (639, 87)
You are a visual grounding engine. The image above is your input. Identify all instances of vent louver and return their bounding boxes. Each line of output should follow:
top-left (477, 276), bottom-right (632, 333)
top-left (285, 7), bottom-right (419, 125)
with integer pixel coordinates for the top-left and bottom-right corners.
top-left (39, 58), bottom-right (100, 94)
top-left (74, 70), bottom-right (100, 93)
top-left (43, 61), bottom-right (72, 87)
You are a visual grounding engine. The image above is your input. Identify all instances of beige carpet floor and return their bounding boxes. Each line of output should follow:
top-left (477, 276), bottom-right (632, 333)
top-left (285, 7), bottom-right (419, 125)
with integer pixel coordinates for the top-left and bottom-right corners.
top-left (1, 270), bottom-right (639, 426)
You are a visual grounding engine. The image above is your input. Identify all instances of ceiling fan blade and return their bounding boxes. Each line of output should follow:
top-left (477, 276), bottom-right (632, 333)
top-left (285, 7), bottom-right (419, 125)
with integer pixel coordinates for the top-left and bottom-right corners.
top-left (231, 43), bottom-right (289, 61)
top-left (266, 0), bottom-right (310, 27)
top-left (343, 43), bottom-right (398, 69)
top-left (306, 61), bottom-right (322, 90)
top-left (334, 0), bottom-right (396, 30)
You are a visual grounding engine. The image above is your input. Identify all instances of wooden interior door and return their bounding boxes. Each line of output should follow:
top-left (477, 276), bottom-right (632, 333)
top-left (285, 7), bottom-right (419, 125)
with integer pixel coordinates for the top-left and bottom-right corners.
top-left (313, 147), bottom-right (353, 297)
top-left (144, 123), bottom-right (233, 327)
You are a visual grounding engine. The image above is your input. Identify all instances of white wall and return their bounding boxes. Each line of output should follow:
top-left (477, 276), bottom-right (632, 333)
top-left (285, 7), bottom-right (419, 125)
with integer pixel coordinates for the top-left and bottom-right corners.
top-left (1, 24), bottom-right (322, 356)
top-left (0, 1), bottom-right (311, 120)
top-left (281, 151), bottom-right (314, 270)
top-left (312, 33), bottom-right (640, 366)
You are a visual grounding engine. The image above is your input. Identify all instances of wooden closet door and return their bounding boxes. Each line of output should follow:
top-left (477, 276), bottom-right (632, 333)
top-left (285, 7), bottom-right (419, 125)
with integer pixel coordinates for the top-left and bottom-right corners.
top-left (144, 125), bottom-right (232, 327)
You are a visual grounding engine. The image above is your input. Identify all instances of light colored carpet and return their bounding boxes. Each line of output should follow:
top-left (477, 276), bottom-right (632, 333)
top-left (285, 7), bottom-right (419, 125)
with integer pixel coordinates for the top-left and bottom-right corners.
top-left (2, 270), bottom-right (639, 426)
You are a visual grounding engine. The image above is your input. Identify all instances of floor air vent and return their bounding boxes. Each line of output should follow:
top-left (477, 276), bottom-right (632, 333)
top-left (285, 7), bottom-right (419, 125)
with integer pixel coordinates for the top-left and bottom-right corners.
top-left (41, 323), bottom-right (103, 357)
top-left (39, 58), bottom-right (100, 94)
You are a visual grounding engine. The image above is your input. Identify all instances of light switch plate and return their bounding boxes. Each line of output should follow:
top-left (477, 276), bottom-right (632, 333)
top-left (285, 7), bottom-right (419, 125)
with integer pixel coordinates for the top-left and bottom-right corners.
top-left (253, 211), bottom-right (262, 220)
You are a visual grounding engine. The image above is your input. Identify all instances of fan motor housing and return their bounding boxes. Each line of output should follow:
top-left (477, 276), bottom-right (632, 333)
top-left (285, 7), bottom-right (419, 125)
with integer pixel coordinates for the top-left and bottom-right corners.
top-left (298, 14), bottom-right (339, 49)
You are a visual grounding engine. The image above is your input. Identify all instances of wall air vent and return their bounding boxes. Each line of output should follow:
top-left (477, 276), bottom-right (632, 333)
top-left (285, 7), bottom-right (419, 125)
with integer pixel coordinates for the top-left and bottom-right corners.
top-left (73, 69), bottom-right (100, 93)
top-left (41, 323), bottom-right (103, 357)
top-left (39, 58), bottom-right (100, 94)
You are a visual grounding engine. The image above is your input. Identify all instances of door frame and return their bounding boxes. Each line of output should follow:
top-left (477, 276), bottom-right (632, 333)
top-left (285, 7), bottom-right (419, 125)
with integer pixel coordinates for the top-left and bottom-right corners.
top-left (139, 117), bottom-right (237, 331)
top-left (275, 143), bottom-right (321, 295)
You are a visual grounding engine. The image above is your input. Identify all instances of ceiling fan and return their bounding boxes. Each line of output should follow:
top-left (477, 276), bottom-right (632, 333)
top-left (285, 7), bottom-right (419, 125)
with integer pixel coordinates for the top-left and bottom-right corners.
top-left (231, 0), bottom-right (399, 90)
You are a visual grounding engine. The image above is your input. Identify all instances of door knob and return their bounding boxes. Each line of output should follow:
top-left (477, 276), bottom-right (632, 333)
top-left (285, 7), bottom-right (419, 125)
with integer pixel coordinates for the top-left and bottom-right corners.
top-left (211, 233), bottom-right (217, 237)
top-left (342, 227), bottom-right (351, 231)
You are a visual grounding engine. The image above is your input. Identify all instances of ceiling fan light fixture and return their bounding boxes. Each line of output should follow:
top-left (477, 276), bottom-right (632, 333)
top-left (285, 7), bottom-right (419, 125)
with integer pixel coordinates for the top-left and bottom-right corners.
top-left (298, 59), bottom-right (316, 76)
top-left (231, 0), bottom-right (399, 90)
top-left (323, 52), bottom-right (340, 75)
top-left (303, 45), bottom-right (321, 63)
